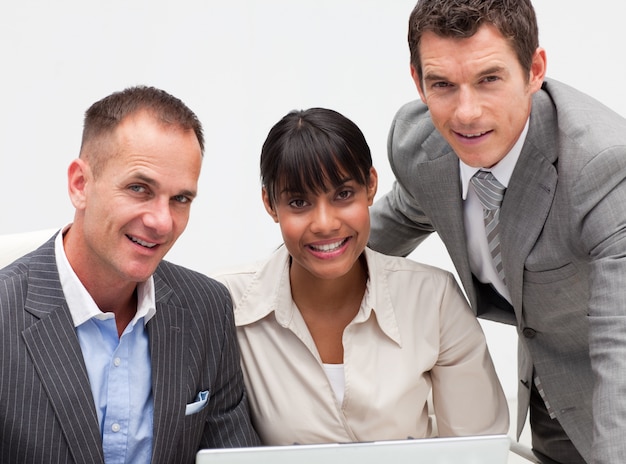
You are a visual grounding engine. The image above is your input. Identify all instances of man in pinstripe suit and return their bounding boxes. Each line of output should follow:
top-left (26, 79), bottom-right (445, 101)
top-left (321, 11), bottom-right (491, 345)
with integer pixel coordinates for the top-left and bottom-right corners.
top-left (0, 86), bottom-right (260, 463)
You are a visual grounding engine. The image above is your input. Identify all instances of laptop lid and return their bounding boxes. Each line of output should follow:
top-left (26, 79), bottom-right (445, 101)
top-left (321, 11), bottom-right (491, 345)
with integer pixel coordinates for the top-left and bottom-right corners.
top-left (196, 434), bottom-right (511, 464)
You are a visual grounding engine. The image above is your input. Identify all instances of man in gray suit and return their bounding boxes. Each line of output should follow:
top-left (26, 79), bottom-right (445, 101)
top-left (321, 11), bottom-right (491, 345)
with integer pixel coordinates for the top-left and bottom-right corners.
top-left (369, 1), bottom-right (626, 463)
top-left (0, 86), bottom-right (259, 463)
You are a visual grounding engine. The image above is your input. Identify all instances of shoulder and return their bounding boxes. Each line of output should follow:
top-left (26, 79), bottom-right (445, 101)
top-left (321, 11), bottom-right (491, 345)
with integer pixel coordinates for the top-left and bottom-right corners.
top-left (0, 258), bottom-right (30, 309)
top-left (541, 78), bottom-right (626, 150)
top-left (211, 248), bottom-right (291, 326)
top-left (366, 248), bottom-right (458, 293)
top-left (0, 237), bottom-right (56, 295)
top-left (390, 99), bottom-right (436, 137)
top-left (211, 260), bottom-right (265, 300)
top-left (387, 99), bottom-right (450, 170)
top-left (0, 256), bottom-right (29, 282)
top-left (365, 249), bottom-right (478, 342)
top-left (155, 260), bottom-right (232, 306)
top-left (211, 248), bottom-right (286, 303)
top-left (537, 79), bottom-right (626, 188)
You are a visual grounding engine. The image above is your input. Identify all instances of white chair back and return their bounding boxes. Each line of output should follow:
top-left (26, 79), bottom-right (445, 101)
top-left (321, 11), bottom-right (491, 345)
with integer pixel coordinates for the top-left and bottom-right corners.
top-left (0, 228), bottom-right (57, 269)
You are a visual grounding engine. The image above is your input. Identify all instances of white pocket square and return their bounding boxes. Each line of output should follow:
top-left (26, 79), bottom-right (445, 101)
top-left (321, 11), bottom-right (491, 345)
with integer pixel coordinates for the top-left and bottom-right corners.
top-left (185, 390), bottom-right (209, 415)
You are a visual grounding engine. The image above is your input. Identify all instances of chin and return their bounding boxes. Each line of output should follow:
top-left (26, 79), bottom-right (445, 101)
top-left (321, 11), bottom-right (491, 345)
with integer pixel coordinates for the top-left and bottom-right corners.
top-left (123, 265), bottom-right (158, 283)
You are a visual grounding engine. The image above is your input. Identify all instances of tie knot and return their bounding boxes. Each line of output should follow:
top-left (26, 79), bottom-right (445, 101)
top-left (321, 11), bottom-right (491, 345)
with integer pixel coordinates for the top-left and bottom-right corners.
top-left (471, 170), bottom-right (506, 210)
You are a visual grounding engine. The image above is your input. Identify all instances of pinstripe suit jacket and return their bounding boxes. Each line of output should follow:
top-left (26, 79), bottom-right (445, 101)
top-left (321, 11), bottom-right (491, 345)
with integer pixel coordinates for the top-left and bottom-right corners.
top-left (0, 234), bottom-right (259, 463)
top-left (369, 78), bottom-right (626, 463)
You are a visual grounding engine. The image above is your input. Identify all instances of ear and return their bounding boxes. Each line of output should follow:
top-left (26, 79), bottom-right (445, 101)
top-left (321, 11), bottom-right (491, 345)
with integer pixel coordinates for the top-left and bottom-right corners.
top-left (366, 167), bottom-right (378, 206)
top-left (528, 47), bottom-right (547, 93)
top-left (262, 187), bottom-right (279, 223)
top-left (410, 64), bottom-right (427, 104)
top-left (67, 158), bottom-right (91, 210)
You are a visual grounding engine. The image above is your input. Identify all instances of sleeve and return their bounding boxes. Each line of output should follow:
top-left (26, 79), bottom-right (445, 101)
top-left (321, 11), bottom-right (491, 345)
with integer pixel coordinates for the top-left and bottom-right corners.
top-left (200, 283), bottom-right (261, 448)
top-left (573, 146), bottom-right (626, 462)
top-left (369, 181), bottom-right (435, 258)
top-left (429, 274), bottom-right (510, 437)
top-left (368, 107), bottom-right (435, 258)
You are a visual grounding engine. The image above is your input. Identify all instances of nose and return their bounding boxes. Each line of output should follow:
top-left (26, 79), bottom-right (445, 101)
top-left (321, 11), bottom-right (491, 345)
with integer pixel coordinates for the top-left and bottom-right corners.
top-left (143, 197), bottom-right (174, 236)
top-left (310, 202), bottom-right (340, 234)
top-left (454, 86), bottom-right (482, 124)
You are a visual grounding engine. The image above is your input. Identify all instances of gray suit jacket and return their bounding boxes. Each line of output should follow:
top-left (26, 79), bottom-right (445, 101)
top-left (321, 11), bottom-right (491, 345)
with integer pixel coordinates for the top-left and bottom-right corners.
top-left (0, 234), bottom-right (259, 463)
top-left (369, 78), bottom-right (626, 463)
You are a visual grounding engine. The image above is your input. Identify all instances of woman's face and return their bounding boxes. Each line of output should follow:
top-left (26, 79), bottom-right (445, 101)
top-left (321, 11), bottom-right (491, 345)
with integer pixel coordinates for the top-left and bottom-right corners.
top-left (263, 167), bottom-right (377, 281)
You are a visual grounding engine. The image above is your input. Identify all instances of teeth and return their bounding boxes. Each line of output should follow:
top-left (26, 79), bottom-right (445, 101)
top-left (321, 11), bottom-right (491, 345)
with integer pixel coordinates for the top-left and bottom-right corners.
top-left (464, 131), bottom-right (487, 138)
top-left (129, 236), bottom-right (157, 248)
top-left (310, 239), bottom-right (346, 252)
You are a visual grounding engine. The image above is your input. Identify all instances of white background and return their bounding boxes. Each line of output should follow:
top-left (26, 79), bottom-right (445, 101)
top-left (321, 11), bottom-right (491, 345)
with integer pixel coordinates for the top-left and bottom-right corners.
top-left (2, 1), bottom-right (625, 401)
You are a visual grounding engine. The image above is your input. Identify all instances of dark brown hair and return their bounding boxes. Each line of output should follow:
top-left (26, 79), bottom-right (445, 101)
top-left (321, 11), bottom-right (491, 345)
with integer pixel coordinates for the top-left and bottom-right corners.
top-left (79, 86), bottom-right (204, 175)
top-left (408, 0), bottom-right (539, 82)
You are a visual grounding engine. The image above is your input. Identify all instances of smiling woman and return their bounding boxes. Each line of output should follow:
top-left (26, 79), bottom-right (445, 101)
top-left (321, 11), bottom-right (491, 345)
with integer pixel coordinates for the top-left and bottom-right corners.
top-left (213, 107), bottom-right (509, 446)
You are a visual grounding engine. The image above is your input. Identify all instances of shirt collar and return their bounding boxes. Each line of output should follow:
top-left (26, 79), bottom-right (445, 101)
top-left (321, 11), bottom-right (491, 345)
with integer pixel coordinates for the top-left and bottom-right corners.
top-left (356, 248), bottom-right (402, 345)
top-left (55, 224), bottom-right (157, 328)
top-left (459, 118), bottom-right (529, 199)
top-left (235, 246), bottom-right (402, 346)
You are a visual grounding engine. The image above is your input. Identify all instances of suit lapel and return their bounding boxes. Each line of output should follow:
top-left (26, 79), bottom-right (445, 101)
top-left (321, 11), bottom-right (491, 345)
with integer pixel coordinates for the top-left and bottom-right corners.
top-left (500, 90), bottom-right (559, 315)
top-left (149, 274), bottom-right (186, 464)
top-left (22, 240), bottom-right (104, 463)
top-left (415, 136), bottom-right (478, 310)
top-left (414, 90), bottom-right (559, 320)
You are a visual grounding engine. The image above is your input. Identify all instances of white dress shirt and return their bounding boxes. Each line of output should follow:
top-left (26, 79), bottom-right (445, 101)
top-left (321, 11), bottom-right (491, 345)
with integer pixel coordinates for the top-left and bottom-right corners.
top-left (460, 119), bottom-right (530, 303)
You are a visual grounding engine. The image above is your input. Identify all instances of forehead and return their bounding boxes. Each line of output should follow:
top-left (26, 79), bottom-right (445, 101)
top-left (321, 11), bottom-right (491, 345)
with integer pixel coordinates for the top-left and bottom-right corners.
top-left (102, 111), bottom-right (202, 180)
top-left (420, 24), bottom-right (519, 76)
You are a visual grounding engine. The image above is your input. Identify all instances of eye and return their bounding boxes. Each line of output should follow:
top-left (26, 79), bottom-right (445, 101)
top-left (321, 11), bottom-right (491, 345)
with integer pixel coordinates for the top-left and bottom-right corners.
top-left (336, 189), bottom-right (354, 201)
top-left (432, 81), bottom-right (452, 89)
top-left (288, 198), bottom-right (309, 209)
top-left (129, 184), bottom-right (147, 194)
top-left (482, 75), bottom-right (500, 84)
top-left (172, 194), bottom-right (192, 204)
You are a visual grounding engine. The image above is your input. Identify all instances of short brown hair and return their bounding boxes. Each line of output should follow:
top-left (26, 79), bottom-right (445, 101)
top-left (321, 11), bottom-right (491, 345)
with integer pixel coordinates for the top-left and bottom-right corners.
top-left (79, 86), bottom-right (204, 175)
top-left (408, 0), bottom-right (539, 83)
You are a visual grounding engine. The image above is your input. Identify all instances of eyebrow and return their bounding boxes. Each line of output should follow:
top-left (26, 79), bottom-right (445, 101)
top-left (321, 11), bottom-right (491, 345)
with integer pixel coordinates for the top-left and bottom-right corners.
top-left (423, 65), bottom-right (506, 83)
top-left (477, 65), bottom-right (506, 77)
top-left (134, 172), bottom-right (197, 199)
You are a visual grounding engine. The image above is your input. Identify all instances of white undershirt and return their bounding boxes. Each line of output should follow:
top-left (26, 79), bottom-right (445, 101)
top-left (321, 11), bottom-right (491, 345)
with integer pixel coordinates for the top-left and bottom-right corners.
top-left (323, 363), bottom-right (345, 404)
top-left (459, 119), bottom-right (529, 303)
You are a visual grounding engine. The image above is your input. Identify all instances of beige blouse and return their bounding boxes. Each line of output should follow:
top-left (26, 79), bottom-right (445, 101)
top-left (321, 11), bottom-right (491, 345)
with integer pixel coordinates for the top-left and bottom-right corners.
top-left (215, 247), bottom-right (509, 445)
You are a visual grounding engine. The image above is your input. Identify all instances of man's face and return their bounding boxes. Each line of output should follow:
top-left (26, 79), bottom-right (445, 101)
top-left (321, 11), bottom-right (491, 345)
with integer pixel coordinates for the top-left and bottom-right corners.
top-left (413, 24), bottom-right (545, 168)
top-left (67, 110), bottom-right (202, 290)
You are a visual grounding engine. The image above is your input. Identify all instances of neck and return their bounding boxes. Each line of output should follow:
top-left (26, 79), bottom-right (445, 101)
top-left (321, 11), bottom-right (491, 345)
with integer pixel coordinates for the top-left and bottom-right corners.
top-left (290, 254), bottom-right (368, 315)
top-left (290, 254), bottom-right (368, 364)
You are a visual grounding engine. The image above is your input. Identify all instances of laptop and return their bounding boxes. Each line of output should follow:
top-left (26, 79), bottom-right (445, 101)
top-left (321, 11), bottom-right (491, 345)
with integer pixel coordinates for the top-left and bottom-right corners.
top-left (196, 434), bottom-right (511, 464)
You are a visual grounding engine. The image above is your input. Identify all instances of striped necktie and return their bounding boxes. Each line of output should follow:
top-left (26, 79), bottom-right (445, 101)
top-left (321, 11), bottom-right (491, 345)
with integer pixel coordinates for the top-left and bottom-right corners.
top-left (470, 170), bottom-right (506, 284)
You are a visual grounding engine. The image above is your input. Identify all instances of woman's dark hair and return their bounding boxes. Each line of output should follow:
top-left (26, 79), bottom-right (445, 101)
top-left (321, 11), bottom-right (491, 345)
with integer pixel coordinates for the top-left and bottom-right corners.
top-left (260, 107), bottom-right (372, 208)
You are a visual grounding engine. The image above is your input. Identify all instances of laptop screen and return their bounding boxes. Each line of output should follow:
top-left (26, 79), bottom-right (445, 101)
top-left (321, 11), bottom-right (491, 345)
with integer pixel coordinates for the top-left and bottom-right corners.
top-left (196, 434), bottom-right (511, 464)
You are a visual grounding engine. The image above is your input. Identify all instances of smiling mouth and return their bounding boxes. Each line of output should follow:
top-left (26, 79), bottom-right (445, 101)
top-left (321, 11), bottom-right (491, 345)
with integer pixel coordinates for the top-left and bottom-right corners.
top-left (128, 235), bottom-right (157, 248)
top-left (308, 238), bottom-right (349, 252)
top-left (458, 130), bottom-right (490, 138)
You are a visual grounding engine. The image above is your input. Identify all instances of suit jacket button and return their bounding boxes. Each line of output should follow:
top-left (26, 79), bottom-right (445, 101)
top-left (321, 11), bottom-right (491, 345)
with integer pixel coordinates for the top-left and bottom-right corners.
top-left (522, 328), bottom-right (537, 338)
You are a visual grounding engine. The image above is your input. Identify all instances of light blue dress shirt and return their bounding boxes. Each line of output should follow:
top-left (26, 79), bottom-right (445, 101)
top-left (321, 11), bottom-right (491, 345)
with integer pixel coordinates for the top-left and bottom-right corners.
top-left (55, 228), bottom-right (156, 464)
